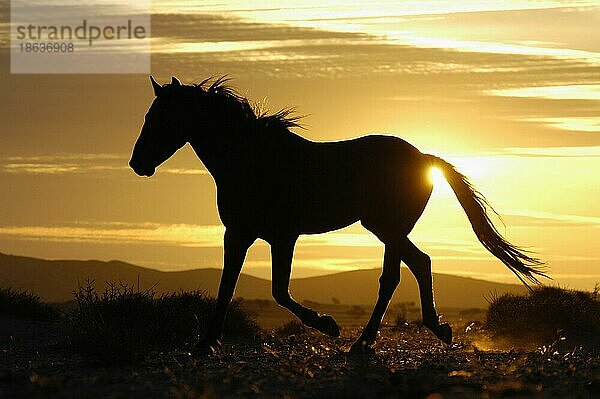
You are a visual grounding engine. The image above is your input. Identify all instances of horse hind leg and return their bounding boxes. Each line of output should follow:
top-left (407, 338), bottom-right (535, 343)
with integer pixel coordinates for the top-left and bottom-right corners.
top-left (400, 237), bottom-right (452, 344)
top-left (350, 182), bottom-right (437, 353)
top-left (349, 241), bottom-right (402, 354)
top-left (271, 236), bottom-right (340, 337)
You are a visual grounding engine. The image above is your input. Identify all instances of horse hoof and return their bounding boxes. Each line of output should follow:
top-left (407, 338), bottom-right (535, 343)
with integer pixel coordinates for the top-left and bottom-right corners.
top-left (435, 323), bottom-right (453, 345)
top-left (348, 340), bottom-right (375, 356)
top-left (193, 338), bottom-right (222, 355)
top-left (315, 314), bottom-right (340, 337)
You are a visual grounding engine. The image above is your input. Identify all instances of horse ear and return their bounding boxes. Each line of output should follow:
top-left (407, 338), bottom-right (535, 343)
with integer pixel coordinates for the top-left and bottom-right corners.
top-left (150, 76), bottom-right (162, 96)
top-left (171, 76), bottom-right (181, 86)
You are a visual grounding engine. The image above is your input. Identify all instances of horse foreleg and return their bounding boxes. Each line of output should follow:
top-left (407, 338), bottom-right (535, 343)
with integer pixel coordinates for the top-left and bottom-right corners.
top-left (401, 238), bottom-right (452, 344)
top-left (271, 237), bottom-right (340, 337)
top-left (196, 229), bottom-right (254, 352)
top-left (349, 243), bottom-right (401, 354)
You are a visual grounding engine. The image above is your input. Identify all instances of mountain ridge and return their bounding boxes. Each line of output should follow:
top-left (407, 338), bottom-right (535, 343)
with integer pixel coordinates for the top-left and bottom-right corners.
top-left (0, 252), bottom-right (527, 307)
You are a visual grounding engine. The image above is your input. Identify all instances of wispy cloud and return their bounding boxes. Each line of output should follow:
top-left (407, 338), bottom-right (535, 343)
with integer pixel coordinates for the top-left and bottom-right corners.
top-left (522, 117), bottom-right (600, 132)
top-left (5, 154), bottom-right (122, 161)
top-left (0, 221), bottom-right (481, 255)
top-left (147, 3), bottom-right (600, 83)
top-left (504, 209), bottom-right (600, 227)
top-left (156, 40), bottom-right (290, 54)
top-left (388, 35), bottom-right (600, 64)
top-left (488, 84), bottom-right (600, 100)
top-left (161, 168), bottom-right (208, 175)
top-left (170, 1), bottom-right (600, 66)
top-left (503, 146), bottom-right (600, 158)
top-left (245, 257), bottom-right (382, 274)
top-left (0, 154), bottom-right (207, 176)
top-left (167, 1), bottom-right (598, 22)
top-left (1, 154), bottom-right (124, 174)
top-left (2, 163), bottom-right (125, 174)
top-left (485, 84), bottom-right (600, 133)
top-left (0, 223), bottom-right (224, 247)
top-left (0, 219), bottom-right (545, 257)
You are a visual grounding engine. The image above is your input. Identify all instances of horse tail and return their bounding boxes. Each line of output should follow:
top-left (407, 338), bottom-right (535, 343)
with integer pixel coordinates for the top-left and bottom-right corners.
top-left (425, 153), bottom-right (546, 288)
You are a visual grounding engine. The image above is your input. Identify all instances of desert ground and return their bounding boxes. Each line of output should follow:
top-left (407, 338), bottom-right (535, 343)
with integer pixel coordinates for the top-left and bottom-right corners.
top-left (1, 300), bottom-right (598, 399)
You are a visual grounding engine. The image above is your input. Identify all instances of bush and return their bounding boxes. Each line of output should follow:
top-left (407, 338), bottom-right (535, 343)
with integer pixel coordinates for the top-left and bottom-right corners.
top-left (485, 286), bottom-right (600, 349)
top-left (68, 281), bottom-right (260, 364)
top-left (0, 287), bottom-right (60, 321)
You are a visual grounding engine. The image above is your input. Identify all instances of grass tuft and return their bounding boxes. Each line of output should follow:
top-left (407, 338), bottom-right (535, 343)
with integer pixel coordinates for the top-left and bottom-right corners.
top-left (68, 280), bottom-right (259, 364)
top-left (274, 320), bottom-right (306, 337)
top-left (393, 312), bottom-right (410, 329)
top-left (0, 287), bottom-right (60, 321)
top-left (485, 286), bottom-right (599, 349)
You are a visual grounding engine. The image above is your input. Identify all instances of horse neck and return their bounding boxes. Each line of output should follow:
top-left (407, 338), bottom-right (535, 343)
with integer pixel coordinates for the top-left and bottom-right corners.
top-left (188, 121), bottom-right (259, 181)
top-left (189, 120), bottom-right (303, 182)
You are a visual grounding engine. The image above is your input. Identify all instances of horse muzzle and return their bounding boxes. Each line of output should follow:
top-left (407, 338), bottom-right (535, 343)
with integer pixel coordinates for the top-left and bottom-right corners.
top-left (129, 160), bottom-right (155, 177)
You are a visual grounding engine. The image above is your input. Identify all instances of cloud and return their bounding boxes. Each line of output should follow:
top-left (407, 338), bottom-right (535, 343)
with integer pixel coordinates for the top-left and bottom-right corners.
top-left (245, 257), bottom-right (382, 274)
top-left (0, 220), bottom-right (495, 262)
top-left (485, 84), bottom-right (600, 133)
top-left (0, 153), bottom-right (208, 176)
top-left (0, 222), bottom-right (224, 247)
top-left (146, 5), bottom-right (600, 85)
top-left (1, 154), bottom-right (123, 174)
top-left (503, 146), bottom-right (600, 158)
top-left (488, 84), bottom-right (600, 100)
top-left (2, 163), bottom-right (125, 174)
top-left (522, 117), bottom-right (600, 132)
top-left (150, 12), bottom-right (368, 45)
top-left (161, 168), bottom-right (208, 175)
top-left (174, 1), bottom-right (598, 25)
top-left (504, 209), bottom-right (600, 227)
top-left (166, 3), bottom-right (600, 67)
top-left (5, 154), bottom-right (122, 161)
top-left (387, 35), bottom-right (600, 64)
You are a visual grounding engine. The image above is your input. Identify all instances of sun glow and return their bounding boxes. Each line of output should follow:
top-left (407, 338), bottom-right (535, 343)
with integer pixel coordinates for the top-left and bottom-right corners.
top-left (426, 156), bottom-right (495, 197)
top-left (429, 166), bottom-right (446, 186)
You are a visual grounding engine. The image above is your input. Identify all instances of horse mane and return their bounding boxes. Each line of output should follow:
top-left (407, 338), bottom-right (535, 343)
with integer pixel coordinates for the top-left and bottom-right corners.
top-left (163, 76), bottom-right (303, 132)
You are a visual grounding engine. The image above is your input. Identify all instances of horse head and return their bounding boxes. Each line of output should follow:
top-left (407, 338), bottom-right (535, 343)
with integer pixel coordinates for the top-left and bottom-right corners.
top-left (129, 76), bottom-right (193, 177)
top-left (129, 75), bottom-right (255, 177)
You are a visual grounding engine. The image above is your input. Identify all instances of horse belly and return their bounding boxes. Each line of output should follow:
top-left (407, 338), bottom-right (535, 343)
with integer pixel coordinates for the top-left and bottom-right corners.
top-left (295, 198), bottom-right (361, 234)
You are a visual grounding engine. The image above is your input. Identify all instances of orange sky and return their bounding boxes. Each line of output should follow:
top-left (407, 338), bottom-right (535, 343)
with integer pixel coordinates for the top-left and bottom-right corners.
top-left (0, 1), bottom-right (599, 289)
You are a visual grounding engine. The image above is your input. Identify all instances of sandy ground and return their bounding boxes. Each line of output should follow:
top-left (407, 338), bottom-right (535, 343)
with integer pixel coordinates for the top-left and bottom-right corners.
top-left (1, 314), bottom-right (599, 399)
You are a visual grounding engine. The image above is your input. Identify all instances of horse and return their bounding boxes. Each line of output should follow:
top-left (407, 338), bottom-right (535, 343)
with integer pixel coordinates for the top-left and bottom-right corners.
top-left (129, 76), bottom-right (545, 354)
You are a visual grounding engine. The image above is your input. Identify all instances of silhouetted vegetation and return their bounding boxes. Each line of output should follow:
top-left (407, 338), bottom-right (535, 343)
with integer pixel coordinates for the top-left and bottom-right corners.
top-left (0, 287), bottom-right (60, 321)
top-left (393, 312), bottom-right (409, 329)
top-left (1, 284), bottom-right (598, 398)
top-left (348, 304), bottom-right (366, 316)
top-left (458, 307), bottom-right (486, 318)
top-left (486, 286), bottom-right (600, 348)
top-left (390, 302), bottom-right (418, 329)
top-left (274, 320), bottom-right (306, 337)
top-left (68, 281), bottom-right (259, 364)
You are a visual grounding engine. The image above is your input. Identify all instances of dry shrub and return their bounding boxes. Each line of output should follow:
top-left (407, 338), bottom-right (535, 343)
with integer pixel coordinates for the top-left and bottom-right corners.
top-left (485, 286), bottom-right (599, 349)
top-left (0, 287), bottom-right (60, 321)
top-left (68, 281), bottom-right (259, 364)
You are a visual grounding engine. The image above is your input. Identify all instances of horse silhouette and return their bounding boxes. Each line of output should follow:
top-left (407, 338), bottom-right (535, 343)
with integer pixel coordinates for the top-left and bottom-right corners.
top-left (129, 76), bottom-right (545, 354)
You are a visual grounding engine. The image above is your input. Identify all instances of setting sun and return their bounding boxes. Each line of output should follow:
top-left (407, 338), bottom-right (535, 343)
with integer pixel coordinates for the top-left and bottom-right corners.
top-left (429, 166), bottom-right (445, 186)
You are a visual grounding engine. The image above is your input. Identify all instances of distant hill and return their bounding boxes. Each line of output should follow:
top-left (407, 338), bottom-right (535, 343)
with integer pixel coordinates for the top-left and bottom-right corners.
top-left (0, 252), bottom-right (527, 308)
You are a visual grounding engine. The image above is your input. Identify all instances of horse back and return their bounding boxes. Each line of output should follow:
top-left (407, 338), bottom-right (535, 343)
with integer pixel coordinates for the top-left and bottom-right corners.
top-left (215, 134), bottom-right (429, 237)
